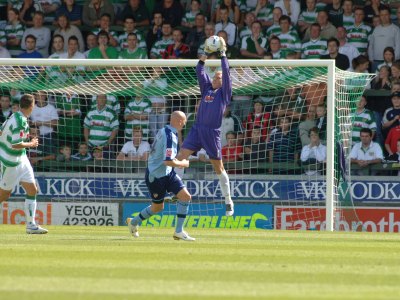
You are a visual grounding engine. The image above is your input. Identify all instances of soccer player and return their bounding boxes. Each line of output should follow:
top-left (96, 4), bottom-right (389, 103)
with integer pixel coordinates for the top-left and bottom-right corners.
top-left (0, 94), bottom-right (48, 234)
top-left (126, 111), bottom-right (194, 241)
top-left (176, 37), bottom-right (235, 217)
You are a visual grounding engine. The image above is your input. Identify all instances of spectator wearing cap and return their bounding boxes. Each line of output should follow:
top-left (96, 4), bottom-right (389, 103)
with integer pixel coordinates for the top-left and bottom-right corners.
top-left (382, 92), bottom-right (400, 133)
top-left (116, 0), bottom-right (149, 27)
top-left (243, 99), bottom-right (271, 142)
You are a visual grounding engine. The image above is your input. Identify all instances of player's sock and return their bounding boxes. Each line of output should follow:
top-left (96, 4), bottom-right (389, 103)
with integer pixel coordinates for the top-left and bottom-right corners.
top-left (130, 205), bottom-right (154, 226)
top-left (24, 195), bottom-right (37, 226)
top-left (174, 167), bottom-right (184, 179)
top-left (218, 170), bottom-right (232, 204)
top-left (175, 201), bottom-right (189, 233)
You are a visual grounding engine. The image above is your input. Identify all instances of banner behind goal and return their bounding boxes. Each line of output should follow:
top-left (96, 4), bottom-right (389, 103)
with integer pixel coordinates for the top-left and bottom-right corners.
top-left (0, 59), bottom-right (373, 230)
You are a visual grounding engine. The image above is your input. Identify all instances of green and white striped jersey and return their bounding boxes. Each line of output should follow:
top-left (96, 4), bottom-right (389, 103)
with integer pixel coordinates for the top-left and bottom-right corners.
top-left (182, 10), bottom-right (199, 25)
top-left (347, 23), bottom-right (371, 55)
top-left (0, 111), bottom-right (29, 167)
top-left (298, 9), bottom-right (318, 25)
top-left (118, 30), bottom-right (146, 50)
top-left (343, 14), bottom-right (355, 30)
top-left (151, 37), bottom-right (173, 58)
top-left (124, 97), bottom-right (152, 140)
top-left (278, 31), bottom-right (302, 56)
top-left (255, 5), bottom-right (273, 23)
top-left (351, 108), bottom-right (377, 144)
top-left (84, 107), bottom-right (119, 147)
top-left (301, 38), bottom-right (327, 59)
top-left (266, 24), bottom-right (281, 39)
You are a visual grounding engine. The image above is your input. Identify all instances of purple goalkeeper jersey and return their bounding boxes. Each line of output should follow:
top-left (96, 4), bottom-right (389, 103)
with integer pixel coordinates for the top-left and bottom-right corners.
top-left (195, 57), bottom-right (232, 129)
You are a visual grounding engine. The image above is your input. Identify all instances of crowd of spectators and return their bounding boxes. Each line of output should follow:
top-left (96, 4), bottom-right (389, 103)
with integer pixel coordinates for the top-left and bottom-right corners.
top-left (0, 0), bottom-right (400, 175)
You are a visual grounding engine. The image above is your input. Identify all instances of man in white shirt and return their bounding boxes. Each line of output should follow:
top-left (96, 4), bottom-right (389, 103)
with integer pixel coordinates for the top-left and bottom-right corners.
top-left (300, 127), bottom-right (326, 175)
top-left (30, 91), bottom-right (59, 156)
top-left (215, 6), bottom-right (237, 46)
top-left (116, 127), bottom-right (150, 161)
top-left (350, 128), bottom-right (383, 175)
top-left (336, 26), bottom-right (360, 67)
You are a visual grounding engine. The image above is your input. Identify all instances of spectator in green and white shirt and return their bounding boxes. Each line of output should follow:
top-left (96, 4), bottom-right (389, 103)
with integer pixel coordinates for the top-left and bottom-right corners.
top-left (297, 0), bottom-right (319, 36)
top-left (347, 8), bottom-right (371, 56)
top-left (301, 23), bottom-right (327, 59)
top-left (91, 94), bottom-right (120, 115)
top-left (124, 95), bottom-right (152, 141)
top-left (150, 22), bottom-right (173, 59)
top-left (118, 16), bottom-right (147, 50)
top-left (342, 0), bottom-right (355, 30)
top-left (277, 15), bottom-right (301, 58)
top-left (253, 0), bottom-right (274, 28)
top-left (4, 8), bottom-right (24, 57)
top-left (84, 94), bottom-right (119, 152)
top-left (118, 32), bottom-right (148, 59)
top-left (181, 0), bottom-right (202, 29)
top-left (240, 20), bottom-right (267, 59)
top-left (239, 11), bottom-right (256, 41)
top-left (351, 95), bottom-right (377, 146)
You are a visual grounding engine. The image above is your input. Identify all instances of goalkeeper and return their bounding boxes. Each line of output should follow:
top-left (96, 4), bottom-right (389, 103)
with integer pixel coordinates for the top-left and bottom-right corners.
top-left (176, 37), bottom-right (235, 216)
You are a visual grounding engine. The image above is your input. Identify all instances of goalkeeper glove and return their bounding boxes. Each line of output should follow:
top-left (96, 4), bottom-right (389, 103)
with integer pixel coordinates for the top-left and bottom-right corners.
top-left (219, 38), bottom-right (227, 57)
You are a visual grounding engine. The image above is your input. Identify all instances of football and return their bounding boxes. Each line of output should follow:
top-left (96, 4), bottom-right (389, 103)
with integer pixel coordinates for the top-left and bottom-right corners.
top-left (205, 35), bottom-right (221, 53)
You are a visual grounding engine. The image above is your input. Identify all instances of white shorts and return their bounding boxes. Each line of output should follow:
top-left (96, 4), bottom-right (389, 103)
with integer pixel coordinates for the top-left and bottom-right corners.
top-left (0, 156), bottom-right (35, 191)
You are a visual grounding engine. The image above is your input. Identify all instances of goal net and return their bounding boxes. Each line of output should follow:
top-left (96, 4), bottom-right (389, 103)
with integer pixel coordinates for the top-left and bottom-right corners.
top-left (0, 58), bottom-right (373, 230)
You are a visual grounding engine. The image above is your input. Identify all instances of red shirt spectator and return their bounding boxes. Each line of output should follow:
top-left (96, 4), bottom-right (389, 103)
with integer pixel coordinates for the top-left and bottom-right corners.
top-left (243, 100), bottom-right (271, 141)
top-left (222, 131), bottom-right (243, 162)
top-left (162, 28), bottom-right (190, 59)
top-left (385, 125), bottom-right (400, 155)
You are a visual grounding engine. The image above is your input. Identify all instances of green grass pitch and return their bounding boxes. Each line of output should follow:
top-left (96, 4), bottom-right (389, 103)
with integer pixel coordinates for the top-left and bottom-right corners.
top-left (1, 225), bottom-right (400, 300)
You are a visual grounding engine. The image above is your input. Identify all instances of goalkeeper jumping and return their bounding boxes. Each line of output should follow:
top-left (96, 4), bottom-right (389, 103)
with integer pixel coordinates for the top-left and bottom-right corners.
top-left (176, 37), bottom-right (234, 216)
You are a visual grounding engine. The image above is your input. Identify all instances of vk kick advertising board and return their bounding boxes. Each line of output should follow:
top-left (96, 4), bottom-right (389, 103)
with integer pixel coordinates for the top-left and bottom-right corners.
top-left (11, 176), bottom-right (400, 203)
top-left (123, 202), bottom-right (274, 229)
